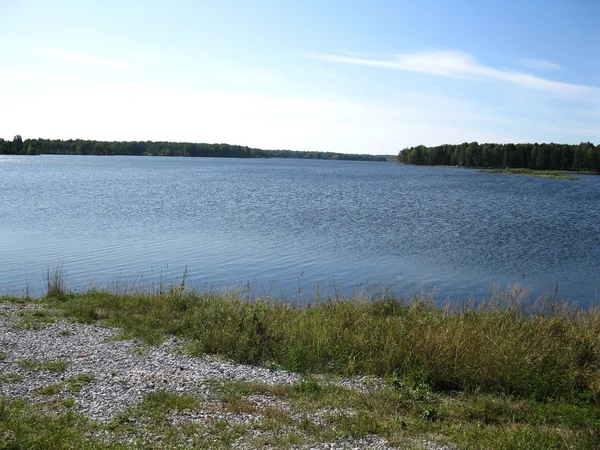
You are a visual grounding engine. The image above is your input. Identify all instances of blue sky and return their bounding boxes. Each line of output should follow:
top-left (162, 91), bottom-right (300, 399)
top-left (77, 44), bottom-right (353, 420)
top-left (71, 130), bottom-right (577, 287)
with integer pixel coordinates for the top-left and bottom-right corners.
top-left (1, 0), bottom-right (598, 154)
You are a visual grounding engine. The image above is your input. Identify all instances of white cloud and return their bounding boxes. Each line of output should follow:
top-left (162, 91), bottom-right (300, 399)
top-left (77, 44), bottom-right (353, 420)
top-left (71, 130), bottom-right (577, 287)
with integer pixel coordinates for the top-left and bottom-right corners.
top-left (0, 82), bottom-right (385, 152)
top-left (519, 58), bottom-right (563, 70)
top-left (44, 47), bottom-right (132, 69)
top-left (2, 49), bottom-right (596, 153)
top-left (308, 50), bottom-right (600, 102)
top-left (0, 69), bottom-right (75, 83)
top-left (125, 51), bottom-right (165, 62)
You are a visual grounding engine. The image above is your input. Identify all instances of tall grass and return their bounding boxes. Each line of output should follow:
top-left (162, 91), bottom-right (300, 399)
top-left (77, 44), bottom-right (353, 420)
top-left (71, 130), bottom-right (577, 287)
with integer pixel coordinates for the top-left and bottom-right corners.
top-left (47, 283), bottom-right (600, 405)
top-left (45, 264), bottom-right (68, 300)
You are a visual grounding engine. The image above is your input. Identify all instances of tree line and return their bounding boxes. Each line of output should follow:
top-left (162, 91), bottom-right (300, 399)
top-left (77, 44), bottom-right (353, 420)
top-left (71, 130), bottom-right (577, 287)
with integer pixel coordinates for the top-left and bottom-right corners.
top-left (399, 142), bottom-right (600, 173)
top-left (0, 136), bottom-right (386, 162)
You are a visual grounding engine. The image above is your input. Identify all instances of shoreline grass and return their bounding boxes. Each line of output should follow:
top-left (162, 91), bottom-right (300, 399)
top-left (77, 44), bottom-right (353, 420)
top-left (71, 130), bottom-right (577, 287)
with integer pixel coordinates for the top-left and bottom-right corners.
top-left (2, 276), bottom-right (600, 448)
top-left (31, 276), bottom-right (600, 406)
top-left (476, 168), bottom-right (581, 180)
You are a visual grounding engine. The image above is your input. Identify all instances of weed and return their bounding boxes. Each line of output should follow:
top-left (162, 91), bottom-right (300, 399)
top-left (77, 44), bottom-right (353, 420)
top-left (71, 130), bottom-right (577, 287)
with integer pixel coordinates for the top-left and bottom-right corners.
top-left (477, 168), bottom-right (580, 180)
top-left (221, 394), bottom-right (257, 414)
top-left (45, 263), bottom-right (69, 300)
top-left (34, 383), bottom-right (63, 396)
top-left (18, 359), bottom-right (69, 373)
top-left (136, 391), bottom-right (198, 421)
top-left (14, 309), bottom-right (56, 330)
top-left (294, 376), bottom-right (324, 399)
top-left (0, 373), bottom-right (23, 383)
top-left (65, 373), bottom-right (96, 393)
top-left (129, 345), bottom-right (150, 356)
top-left (61, 398), bottom-right (76, 408)
top-left (31, 374), bottom-right (94, 397)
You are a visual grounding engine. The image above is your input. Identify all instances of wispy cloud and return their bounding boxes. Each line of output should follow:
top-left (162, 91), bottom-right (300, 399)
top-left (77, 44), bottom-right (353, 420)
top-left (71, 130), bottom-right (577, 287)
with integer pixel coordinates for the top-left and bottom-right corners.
top-left (0, 69), bottom-right (75, 83)
top-left (307, 50), bottom-right (600, 102)
top-left (519, 57), bottom-right (563, 70)
top-left (44, 47), bottom-right (131, 69)
top-left (125, 51), bottom-right (164, 62)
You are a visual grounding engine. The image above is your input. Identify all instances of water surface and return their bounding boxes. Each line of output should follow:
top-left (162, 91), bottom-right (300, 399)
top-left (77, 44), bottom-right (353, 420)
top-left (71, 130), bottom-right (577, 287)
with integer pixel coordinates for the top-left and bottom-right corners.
top-left (1, 155), bottom-right (598, 304)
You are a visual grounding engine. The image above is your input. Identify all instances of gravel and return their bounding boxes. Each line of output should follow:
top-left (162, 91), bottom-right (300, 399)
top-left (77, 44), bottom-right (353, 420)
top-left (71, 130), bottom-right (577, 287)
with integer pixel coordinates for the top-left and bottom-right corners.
top-left (0, 303), bottom-right (298, 421)
top-left (0, 302), bottom-right (453, 449)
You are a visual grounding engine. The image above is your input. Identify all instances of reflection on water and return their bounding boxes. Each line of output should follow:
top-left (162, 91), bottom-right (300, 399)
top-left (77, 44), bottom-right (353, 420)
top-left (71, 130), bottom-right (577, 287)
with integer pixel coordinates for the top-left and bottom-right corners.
top-left (1, 155), bottom-right (599, 304)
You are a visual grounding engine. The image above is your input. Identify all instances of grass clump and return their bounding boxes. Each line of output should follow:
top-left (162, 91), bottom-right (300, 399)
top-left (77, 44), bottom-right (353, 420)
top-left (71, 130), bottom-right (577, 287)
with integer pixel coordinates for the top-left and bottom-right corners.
top-left (33, 374), bottom-right (96, 396)
top-left (114, 390), bottom-right (199, 426)
top-left (0, 398), bottom-right (98, 449)
top-left (0, 373), bottom-right (23, 383)
top-left (34, 383), bottom-right (63, 396)
top-left (15, 309), bottom-right (56, 330)
top-left (18, 359), bottom-right (69, 373)
top-left (478, 168), bottom-right (580, 180)
top-left (45, 263), bottom-right (69, 300)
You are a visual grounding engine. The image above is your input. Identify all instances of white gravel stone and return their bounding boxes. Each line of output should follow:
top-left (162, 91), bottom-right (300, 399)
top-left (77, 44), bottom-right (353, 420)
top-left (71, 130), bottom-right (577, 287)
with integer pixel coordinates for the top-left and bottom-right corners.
top-left (0, 302), bottom-right (453, 449)
top-left (0, 303), bottom-right (298, 422)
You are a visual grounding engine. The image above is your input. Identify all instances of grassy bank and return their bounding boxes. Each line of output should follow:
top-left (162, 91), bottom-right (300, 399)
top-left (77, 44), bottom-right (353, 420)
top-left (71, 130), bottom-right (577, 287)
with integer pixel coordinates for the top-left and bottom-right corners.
top-left (476, 168), bottom-right (581, 180)
top-left (2, 279), bottom-right (600, 448)
top-left (30, 280), bottom-right (600, 405)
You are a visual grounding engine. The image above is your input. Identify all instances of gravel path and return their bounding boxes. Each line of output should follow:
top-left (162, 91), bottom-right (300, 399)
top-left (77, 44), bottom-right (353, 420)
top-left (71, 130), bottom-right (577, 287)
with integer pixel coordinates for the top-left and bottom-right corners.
top-left (0, 302), bottom-right (452, 449)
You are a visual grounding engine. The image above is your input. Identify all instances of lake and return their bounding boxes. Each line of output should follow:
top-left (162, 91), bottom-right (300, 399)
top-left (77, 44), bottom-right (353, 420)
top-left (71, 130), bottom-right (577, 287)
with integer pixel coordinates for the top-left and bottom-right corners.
top-left (1, 155), bottom-right (599, 305)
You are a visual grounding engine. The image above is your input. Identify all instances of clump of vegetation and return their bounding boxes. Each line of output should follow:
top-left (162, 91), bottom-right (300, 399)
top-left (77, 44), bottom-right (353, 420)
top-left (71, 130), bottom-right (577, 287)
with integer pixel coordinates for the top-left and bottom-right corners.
top-left (18, 359), bottom-right (69, 373)
top-left (15, 309), bottom-right (56, 330)
top-left (0, 374), bottom-right (23, 383)
top-left (115, 390), bottom-right (199, 424)
top-left (477, 168), bottom-right (579, 180)
top-left (0, 398), bottom-right (92, 449)
top-left (45, 264), bottom-right (69, 300)
top-left (34, 383), bottom-right (63, 396)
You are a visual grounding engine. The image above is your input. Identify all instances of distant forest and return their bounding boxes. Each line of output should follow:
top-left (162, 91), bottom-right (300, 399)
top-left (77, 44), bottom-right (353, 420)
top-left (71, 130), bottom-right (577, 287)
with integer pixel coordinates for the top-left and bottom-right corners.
top-left (0, 136), bottom-right (386, 162)
top-left (398, 142), bottom-right (600, 173)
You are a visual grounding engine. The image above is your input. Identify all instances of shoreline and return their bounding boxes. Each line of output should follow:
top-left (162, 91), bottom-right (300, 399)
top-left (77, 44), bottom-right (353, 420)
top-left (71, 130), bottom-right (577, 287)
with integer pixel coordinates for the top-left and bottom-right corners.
top-left (1, 292), bottom-right (598, 448)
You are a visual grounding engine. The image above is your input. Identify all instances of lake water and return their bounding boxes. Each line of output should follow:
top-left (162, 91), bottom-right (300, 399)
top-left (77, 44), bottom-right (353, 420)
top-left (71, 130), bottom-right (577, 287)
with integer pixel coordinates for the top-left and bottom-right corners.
top-left (1, 155), bottom-right (599, 305)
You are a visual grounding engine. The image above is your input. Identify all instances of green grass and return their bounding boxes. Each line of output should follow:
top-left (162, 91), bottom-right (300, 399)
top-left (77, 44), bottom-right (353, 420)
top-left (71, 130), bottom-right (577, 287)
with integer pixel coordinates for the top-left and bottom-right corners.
top-left (128, 390), bottom-right (199, 422)
top-left (477, 168), bottom-right (580, 180)
top-left (0, 398), bottom-right (98, 450)
top-left (3, 282), bottom-right (600, 448)
top-left (15, 309), bottom-right (56, 330)
top-left (46, 287), bottom-right (600, 406)
top-left (206, 378), bottom-right (600, 449)
top-left (34, 383), bottom-right (64, 396)
top-left (33, 373), bottom-right (97, 396)
top-left (0, 373), bottom-right (23, 383)
top-left (18, 359), bottom-right (69, 373)
top-left (45, 263), bottom-right (70, 300)
top-left (2, 374), bottom-right (599, 448)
